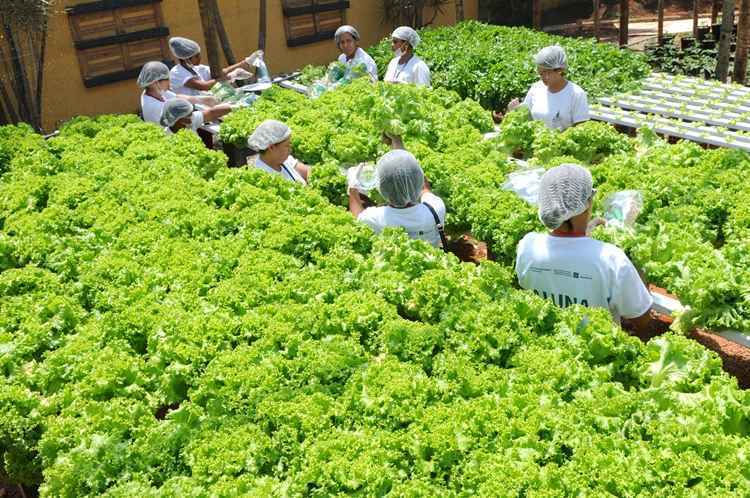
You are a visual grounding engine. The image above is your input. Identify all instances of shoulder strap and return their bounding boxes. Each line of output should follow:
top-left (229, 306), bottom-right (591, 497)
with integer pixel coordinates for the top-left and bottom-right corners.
top-left (422, 201), bottom-right (448, 252)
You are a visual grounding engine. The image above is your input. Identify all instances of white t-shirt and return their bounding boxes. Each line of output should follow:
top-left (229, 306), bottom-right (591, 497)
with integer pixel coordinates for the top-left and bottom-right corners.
top-left (141, 90), bottom-right (176, 124)
top-left (338, 48), bottom-right (378, 81)
top-left (253, 155), bottom-right (306, 185)
top-left (170, 63), bottom-right (212, 96)
top-left (358, 192), bottom-right (446, 247)
top-left (515, 233), bottom-right (653, 322)
top-left (163, 110), bottom-right (205, 135)
top-left (384, 55), bottom-right (431, 87)
top-left (522, 80), bottom-right (589, 130)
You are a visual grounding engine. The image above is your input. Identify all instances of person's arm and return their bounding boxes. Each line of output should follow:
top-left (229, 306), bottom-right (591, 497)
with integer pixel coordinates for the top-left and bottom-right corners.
top-left (221, 60), bottom-right (252, 77)
top-left (180, 94), bottom-right (220, 107)
top-left (294, 162), bottom-right (310, 182)
top-left (184, 77), bottom-right (220, 92)
top-left (349, 188), bottom-right (366, 218)
top-left (202, 104), bottom-right (232, 122)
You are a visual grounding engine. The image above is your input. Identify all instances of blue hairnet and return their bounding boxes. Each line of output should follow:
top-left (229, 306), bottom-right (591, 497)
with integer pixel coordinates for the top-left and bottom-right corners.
top-left (247, 120), bottom-right (292, 151)
top-left (169, 37), bottom-right (201, 59)
top-left (392, 26), bottom-right (420, 49)
top-left (137, 61), bottom-right (170, 88)
top-left (160, 98), bottom-right (193, 127)
top-left (538, 164), bottom-right (594, 229)
top-left (534, 45), bottom-right (568, 70)
top-left (335, 25), bottom-right (360, 44)
top-left (377, 150), bottom-right (424, 208)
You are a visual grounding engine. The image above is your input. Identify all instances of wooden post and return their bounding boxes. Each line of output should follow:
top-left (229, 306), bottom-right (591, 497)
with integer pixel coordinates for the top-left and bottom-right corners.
top-left (455, 0), bottom-right (464, 22)
top-left (258, 0), bottom-right (266, 51)
top-left (533, 0), bottom-right (542, 29)
top-left (716, 0), bottom-right (736, 82)
top-left (734, 0), bottom-right (750, 83)
top-left (594, 0), bottom-right (600, 40)
top-left (619, 0), bottom-right (629, 47)
top-left (209, 0), bottom-right (235, 64)
top-left (693, 0), bottom-right (700, 38)
top-left (657, 0), bottom-right (665, 41)
top-left (197, 0), bottom-right (221, 78)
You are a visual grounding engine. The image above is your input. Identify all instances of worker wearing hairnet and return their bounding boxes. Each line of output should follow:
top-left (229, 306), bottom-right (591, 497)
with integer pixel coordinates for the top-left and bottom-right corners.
top-left (507, 45), bottom-right (589, 130)
top-left (350, 149), bottom-right (445, 248)
top-left (383, 26), bottom-right (431, 87)
top-left (137, 61), bottom-right (221, 125)
top-left (246, 120), bottom-right (310, 185)
top-left (160, 98), bottom-right (231, 136)
top-left (168, 36), bottom-right (264, 96)
top-left (334, 25), bottom-right (378, 81)
top-left (515, 164), bottom-right (652, 326)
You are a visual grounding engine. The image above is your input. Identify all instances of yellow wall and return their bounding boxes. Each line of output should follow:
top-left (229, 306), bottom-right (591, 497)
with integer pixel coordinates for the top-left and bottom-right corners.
top-left (41, 0), bottom-right (478, 132)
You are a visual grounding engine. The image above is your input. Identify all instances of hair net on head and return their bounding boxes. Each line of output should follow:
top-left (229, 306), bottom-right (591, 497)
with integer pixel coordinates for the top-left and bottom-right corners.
top-left (160, 98), bottom-right (194, 128)
top-left (169, 37), bottom-right (201, 59)
top-left (137, 61), bottom-right (170, 88)
top-left (392, 26), bottom-right (420, 49)
top-left (335, 25), bottom-right (360, 44)
top-left (534, 45), bottom-right (568, 70)
top-left (537, 164), bottom-right (595, 230)
top-left (247, 120), bottom-right (292, 151)
top-left (376, 150), bottom-right (425, 208)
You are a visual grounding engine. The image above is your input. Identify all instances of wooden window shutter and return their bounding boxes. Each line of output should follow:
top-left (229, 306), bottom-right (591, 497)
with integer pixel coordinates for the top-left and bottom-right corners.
top-left (67, 0), bottom-right (171, 87)
top-left (282, 0), bottom-right (350, 47)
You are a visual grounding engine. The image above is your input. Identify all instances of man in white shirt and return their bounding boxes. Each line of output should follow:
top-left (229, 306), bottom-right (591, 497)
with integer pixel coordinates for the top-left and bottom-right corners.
top-left (349, 149), bottom-right (446, 248)
top-left (334, 25), bottom-right (378, 81)
top-left (515, 164), bottom-right (653, 327)
top-left (383, 26), bottom-right (431, 87)
top-left (246, 120), bottom-right (310, 185)
top-left (508, 45), bottom-right (589, 130)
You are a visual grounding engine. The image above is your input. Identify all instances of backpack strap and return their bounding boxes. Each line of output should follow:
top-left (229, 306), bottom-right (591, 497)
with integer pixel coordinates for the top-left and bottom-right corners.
top-left (422, 201), bottom-right (448, 252)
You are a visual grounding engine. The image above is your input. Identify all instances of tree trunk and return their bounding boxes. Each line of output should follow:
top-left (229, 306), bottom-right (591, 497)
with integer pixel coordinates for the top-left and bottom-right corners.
top-left (619, 0), bottom-right (629, 47)
top-left (532, 0), bottom-right (542, 29)
top-left (594, 0), bottom-right (600, 40)
top-left (455, 0), bottom-right (464, 22)
top-left (258, 0), bottom-right (266, 51)
top-left (692, 0), bottom-right (699, 38)
top-left (734, 0), bottom-right (750, 83)
top-left (716, 0), bottom-right (735, 82)
top-left (210, 0), bottom-right (235, 64)
top-left (197, 0), bottom-right (221, 78)
top-left (657, 0), bottom-right (664, 41)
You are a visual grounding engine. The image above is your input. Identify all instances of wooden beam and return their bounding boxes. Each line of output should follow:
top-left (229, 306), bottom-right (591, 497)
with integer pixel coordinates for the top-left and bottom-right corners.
top-left (657, 0), bottom-right (664, 41)
top-left (712, 0), bottom-right (721, 24)
top-left (619, 0), bottom-right (629, 47)
top-left (533, 0), bottom-right (542, 29)
top-left (693, 0), bottom-right (700, 38)
top-left (734, 0), bottom-right (750, 83)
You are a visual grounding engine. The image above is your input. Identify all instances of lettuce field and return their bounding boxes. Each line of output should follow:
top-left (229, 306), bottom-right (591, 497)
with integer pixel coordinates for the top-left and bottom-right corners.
top-left (2, 84), bottom-right (750, 496)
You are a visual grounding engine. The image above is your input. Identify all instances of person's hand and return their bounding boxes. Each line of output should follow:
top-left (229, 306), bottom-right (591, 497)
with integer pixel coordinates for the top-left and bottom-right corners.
top-left (381, 132), bottom-right (403, 150)
top-left (198, 95), bottom-right (220, 107)
top-left (586, 217), bottom-right (607, 236)
top-left (507, 98), bottom-right (521, 112)
top-left (245, 50), bottom-right (264, 66)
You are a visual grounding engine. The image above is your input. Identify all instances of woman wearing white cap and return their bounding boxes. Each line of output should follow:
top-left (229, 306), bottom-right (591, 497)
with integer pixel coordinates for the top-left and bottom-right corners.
top-left (515, 164), bottom-right (652, 327)
top-left (383, 26), bottom-right (431, 87)
top-left (160, 98), bottom-right (231, 136)
top-left (137, 61), bottom-right (221, 125)
top-left (246, 120), bottom-right (310, 185)
top-left (334, 25), bottom-right (378, 81)
top-left (508, 45), bottom-right (589, 130)
top-left (168, 36), bottom-right (263, 96)
top-left (349, 150), bottom-right (446, 248)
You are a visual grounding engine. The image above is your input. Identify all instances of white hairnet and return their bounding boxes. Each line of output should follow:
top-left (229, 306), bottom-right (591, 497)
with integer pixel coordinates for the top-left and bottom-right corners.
top-left (534, 45), bottom-right (568, 70)
top-left (537, 164), bottom-right (595, 230)
top-left (160, 98), bottom-right (194, 128)
top-left (137, 61), bottom-right (170, 88)
top-left (169, 37), bottom-right (201, 59)
top-left (335, 25), bottom-right (360, 44)
top-left (376, 150), bottom-right (424, 208)
top-left (392, 26), bottom-right (420, 49)
top-left (247, 120), bottom-right (291, 151)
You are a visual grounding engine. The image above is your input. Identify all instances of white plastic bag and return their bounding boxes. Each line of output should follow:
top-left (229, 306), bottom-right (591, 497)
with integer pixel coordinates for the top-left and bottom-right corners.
top-left (345, 163), bottom-right (377, 193)
top-left (602, 190), bottom-right (643, 229)
top-left (501, 159), bottom-right (544, 205)
top-left (253, 55), bottom-right (271, 83)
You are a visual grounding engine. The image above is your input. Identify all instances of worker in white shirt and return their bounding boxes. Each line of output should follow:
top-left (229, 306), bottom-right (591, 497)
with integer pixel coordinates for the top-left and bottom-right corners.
top-left (507, 45), bottom-right (589, 130)
top-left (383, 26), bottom-right (431, 87)
top-left (246, 120), bottom-right (310, 185)
top-left (137, 61), bottom-right (221, 125)
top-left (160, 98), bottom-right (231, 136)
top-left (168, 36), bottom-right (263, 96)
top-left (515, 164), bottom-right (653, 328)
top-left (334, 25), bottom-right (378, 81)
top-left (349, 149), bottom-right (446, 248)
